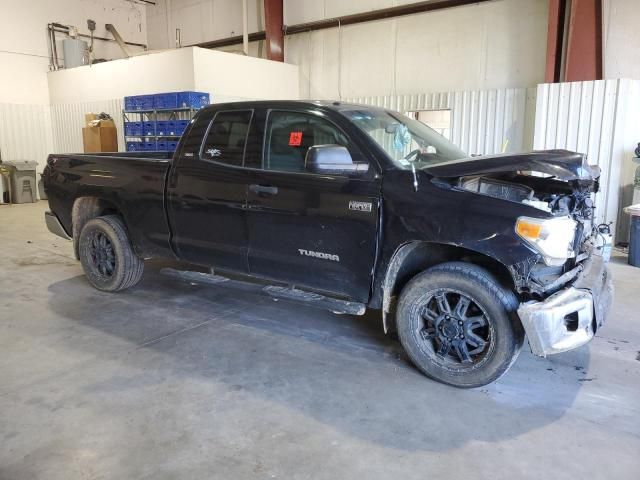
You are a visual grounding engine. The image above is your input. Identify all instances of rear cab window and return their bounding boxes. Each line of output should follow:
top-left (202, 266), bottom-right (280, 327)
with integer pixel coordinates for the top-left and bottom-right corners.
top-left (200, 110), bottom-right (253, 166)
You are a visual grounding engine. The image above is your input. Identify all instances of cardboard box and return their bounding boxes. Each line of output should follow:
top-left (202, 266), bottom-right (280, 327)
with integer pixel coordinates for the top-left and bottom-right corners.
top-left (82, 126), bottom-right (118, 153)
top-left (85, 113), bottom-right (98, 125)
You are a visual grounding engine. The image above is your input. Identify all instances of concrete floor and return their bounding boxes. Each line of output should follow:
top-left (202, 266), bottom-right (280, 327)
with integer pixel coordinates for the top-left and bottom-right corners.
top-left (1, 201), bottom-right (639, 479)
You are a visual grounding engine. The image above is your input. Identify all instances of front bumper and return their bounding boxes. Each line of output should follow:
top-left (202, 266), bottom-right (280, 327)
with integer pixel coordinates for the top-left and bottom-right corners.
top-left (45, 211), bottom-right (71, 240)
top-left (517, 254), bottom-right (613, 356)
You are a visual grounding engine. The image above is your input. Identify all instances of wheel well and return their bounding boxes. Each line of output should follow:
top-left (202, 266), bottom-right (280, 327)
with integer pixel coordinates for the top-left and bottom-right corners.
top-left (71, 197), bottom-right (121, 258)
top-left (381, 241), bottom-right (515, 332)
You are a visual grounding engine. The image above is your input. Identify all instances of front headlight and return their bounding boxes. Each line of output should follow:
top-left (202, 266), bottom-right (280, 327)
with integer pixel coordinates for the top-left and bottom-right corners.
top-left (516, 216), bottom-right (577, 266)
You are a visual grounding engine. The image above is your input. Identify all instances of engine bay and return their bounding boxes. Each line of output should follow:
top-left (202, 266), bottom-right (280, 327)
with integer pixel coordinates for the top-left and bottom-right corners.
top-left (458, 172), bottom-right (597, 222)
top-left (457, 171), bottom-right (610, 297)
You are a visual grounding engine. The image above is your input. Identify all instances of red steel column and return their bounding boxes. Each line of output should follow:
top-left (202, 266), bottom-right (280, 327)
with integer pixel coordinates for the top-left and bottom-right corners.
top-left (264, 0), bottom-right (284, 62)
top-left (565, 0), bottom-right (603, 81)
top-left (545, 0), bottom-right (566, 83)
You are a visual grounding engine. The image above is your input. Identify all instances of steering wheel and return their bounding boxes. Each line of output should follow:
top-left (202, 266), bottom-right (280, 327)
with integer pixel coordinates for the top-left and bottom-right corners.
top-left (403, 149), bottom-right (422, 162)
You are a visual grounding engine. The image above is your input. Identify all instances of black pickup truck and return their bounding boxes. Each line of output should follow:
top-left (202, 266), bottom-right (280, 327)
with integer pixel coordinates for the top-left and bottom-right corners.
top-left (43, 100), bottom-right (613, 387)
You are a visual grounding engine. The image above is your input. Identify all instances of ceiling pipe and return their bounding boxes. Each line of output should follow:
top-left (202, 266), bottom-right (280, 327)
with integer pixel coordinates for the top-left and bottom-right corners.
top-left (242, 0), bottom-right (249, 55)
top-left (192, 0), bottom-right (492, 51)
top-left (51, 23), bottom-right (147, 48)
top-left (105, 24), bottom-right (133, 58)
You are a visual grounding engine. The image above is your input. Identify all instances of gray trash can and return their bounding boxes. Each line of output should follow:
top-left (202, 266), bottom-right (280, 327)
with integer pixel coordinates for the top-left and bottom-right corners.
top-left (2, 160), bottom-right (38, 203)
top-left (0, 168), bottom-right (9, 204)
top-left (625, 204), bottom-right (640, 267)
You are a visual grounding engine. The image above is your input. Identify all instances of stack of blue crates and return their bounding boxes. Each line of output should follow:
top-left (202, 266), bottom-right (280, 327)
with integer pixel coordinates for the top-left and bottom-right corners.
top-left (124, 91), bottom-right (207, 152)
top-left (124, 91), bottom-right (210, 112)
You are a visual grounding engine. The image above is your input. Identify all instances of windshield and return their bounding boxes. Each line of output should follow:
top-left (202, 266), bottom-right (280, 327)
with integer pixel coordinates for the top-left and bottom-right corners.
top-left (341, 108), bottom-right (467, 168)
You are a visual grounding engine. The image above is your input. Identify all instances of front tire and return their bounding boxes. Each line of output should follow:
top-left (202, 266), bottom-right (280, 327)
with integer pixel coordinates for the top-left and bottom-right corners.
top-left (396, 262), bottom-right (524, 388)
top-left (78, 215), bottom-right (144, 292)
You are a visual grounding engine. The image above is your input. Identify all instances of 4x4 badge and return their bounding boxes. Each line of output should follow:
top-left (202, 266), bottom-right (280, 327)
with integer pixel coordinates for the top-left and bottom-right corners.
top-left (349, 201), bottom-right (372, 212)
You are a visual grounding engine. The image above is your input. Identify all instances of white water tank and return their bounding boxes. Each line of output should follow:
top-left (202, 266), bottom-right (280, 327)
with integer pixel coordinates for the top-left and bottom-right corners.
top-left (63, 38), bottom-right (89, 68)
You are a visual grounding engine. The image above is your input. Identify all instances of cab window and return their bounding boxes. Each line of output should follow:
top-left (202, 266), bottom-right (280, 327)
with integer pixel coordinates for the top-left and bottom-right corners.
top-left (200, 110), bottom-right (253, 166)
top-left (263, 111), bottom-right (349, 173)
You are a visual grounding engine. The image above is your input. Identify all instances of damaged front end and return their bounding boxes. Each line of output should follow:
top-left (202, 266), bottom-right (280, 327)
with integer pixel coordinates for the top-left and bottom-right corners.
top-left (425, 150), bottom-right (614, 356)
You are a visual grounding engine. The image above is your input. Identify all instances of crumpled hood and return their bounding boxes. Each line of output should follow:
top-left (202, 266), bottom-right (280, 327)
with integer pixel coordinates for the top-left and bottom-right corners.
top-left (422, 149), bottom-right (600, 181)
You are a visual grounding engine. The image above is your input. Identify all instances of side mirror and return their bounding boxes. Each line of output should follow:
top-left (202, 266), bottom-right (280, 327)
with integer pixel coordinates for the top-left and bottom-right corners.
top-left (305, 144), bottom-right (369, 175)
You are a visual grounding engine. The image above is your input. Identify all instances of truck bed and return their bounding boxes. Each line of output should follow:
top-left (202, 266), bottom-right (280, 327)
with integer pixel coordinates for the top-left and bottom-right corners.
top-left (44, 152), bottom-right (174, 259)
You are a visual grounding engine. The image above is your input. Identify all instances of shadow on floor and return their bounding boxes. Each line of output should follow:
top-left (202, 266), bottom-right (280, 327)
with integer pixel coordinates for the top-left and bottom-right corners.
top-left (46, 259), bottom-right (588, 453)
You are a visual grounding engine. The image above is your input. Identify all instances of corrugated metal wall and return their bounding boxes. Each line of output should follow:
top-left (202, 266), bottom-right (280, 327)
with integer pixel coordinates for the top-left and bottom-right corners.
top-left (0, 103), bottom-right (53, 173)
top-left (48, 95), bottom-right (249, 155)
top-left (534, 79), bottom-right (640, 241)
top-left (348, 87), bottom-right (538, 155)
top-left (50, 99), bottom-right (126, 154)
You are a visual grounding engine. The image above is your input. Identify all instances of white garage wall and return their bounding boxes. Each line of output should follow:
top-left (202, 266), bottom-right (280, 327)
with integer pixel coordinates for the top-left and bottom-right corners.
top-left (349, 87), bottom-right (537, 155)
top-left (533, 79), bottom-right (640, 242)
top-left (147, 0), bottom-right (549, 98)
top-left (0, 0), bottom-right (147, 105)
top-left (0, 0), bottom-right (147, 169)
top-left (287, 0), bottom-right (548, 99)
top-left (0, 104), bottom-right (53, 171)
top-left (603, 0), bottom-right (640, 80)
top-left (47, 47), bottom-right (299, 154)
top-left (50, 99), bottom-right (125, 155)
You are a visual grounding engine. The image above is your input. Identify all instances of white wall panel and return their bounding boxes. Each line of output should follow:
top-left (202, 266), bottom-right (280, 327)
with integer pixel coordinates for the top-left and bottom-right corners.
top-left (533, 79), bottom-right (640, 241)
top-left (349, 87), bottom-right (537, 155)
top-left (0, 103), bottom-right (53, 172)
top-left (148, 0), bottom-right (548, 97)
top-left (50, 99), bottom-right (126, 155)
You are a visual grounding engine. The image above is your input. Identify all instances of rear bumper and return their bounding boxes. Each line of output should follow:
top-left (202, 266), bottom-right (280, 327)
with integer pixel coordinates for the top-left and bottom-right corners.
top-left (45, 211), bottom-right (71, 240)
top-left (517, 254), bottom-right (613, 356)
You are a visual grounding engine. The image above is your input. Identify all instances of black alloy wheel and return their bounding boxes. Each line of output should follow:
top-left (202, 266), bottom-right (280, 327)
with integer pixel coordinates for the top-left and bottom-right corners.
top-left (418, 290), bottom-right (492, 368)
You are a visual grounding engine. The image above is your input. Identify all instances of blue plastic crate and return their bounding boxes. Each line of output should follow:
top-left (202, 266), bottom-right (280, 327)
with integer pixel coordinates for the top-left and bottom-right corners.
top-left (165, 121), bottom-right (177, 135)
top-left (124, 122), bottom-right (134, 136)
top-left (176, 120), bottom-right (190, 135)
top-left (124, 121), bottom-right (143, 136)
top-left (167, 141), bottom-right (179, 152)
top-left (126, 142), bottom-right (141, 152)
top-left (177, 91), bottom-right (210, 109)
top-left (155, 121), bottom-right (168, 136)
top-left (143, 141), bottom-right (157, 151)
top-left (156, 141), bottom-right (168, 151)
top-left (124, 95), bottom-right (153, 111)
top-left (142, 121), bottom-right (156, 136)
top-left (140, 95), bottom-right (154, 110)
top-left (153, 93), bottom-right (179, 110)
top-left (124, 96), bottom-right (139, 111)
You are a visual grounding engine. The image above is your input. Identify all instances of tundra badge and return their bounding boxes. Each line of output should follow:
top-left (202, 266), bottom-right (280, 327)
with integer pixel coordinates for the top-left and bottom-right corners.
top-left (298, 249), bottom-right (340, 262)
top-left (349, 201), bottom-right (372, 212)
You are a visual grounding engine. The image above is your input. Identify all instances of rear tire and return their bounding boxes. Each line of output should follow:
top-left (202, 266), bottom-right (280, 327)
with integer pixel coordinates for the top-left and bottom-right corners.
top-left (396, 262), bottom-right (524, 388)
top-left (78, 215), bottom-right (144, 292)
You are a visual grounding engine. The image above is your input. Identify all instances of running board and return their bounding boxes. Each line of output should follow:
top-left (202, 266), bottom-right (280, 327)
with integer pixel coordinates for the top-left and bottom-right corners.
top-left (160, 268), bottom-right (366, 315)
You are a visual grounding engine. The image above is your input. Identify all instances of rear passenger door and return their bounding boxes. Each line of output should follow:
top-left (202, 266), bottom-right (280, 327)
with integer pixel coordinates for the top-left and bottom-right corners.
top-left (245, 108), bottom-right (381, 303)
top-left (167, 109), bottom-right (254, 272)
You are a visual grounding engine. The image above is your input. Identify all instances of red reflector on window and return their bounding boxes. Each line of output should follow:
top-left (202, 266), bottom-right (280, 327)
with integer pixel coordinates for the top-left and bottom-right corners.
top-left (289, 131), bottom-right (303, 146)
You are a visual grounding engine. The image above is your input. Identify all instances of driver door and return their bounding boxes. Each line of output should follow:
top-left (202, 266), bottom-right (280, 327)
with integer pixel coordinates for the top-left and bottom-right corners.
top-left (245, 108), bottom-right (381, 303)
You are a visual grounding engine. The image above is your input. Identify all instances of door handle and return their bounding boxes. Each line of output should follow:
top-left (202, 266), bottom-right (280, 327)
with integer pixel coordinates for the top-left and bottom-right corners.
top-left (249, 184), bottom-right (278, 195)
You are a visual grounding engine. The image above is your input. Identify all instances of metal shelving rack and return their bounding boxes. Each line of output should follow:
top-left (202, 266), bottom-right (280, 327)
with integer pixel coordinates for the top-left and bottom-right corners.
top-left (122, 107), bottom-right (199, 151)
